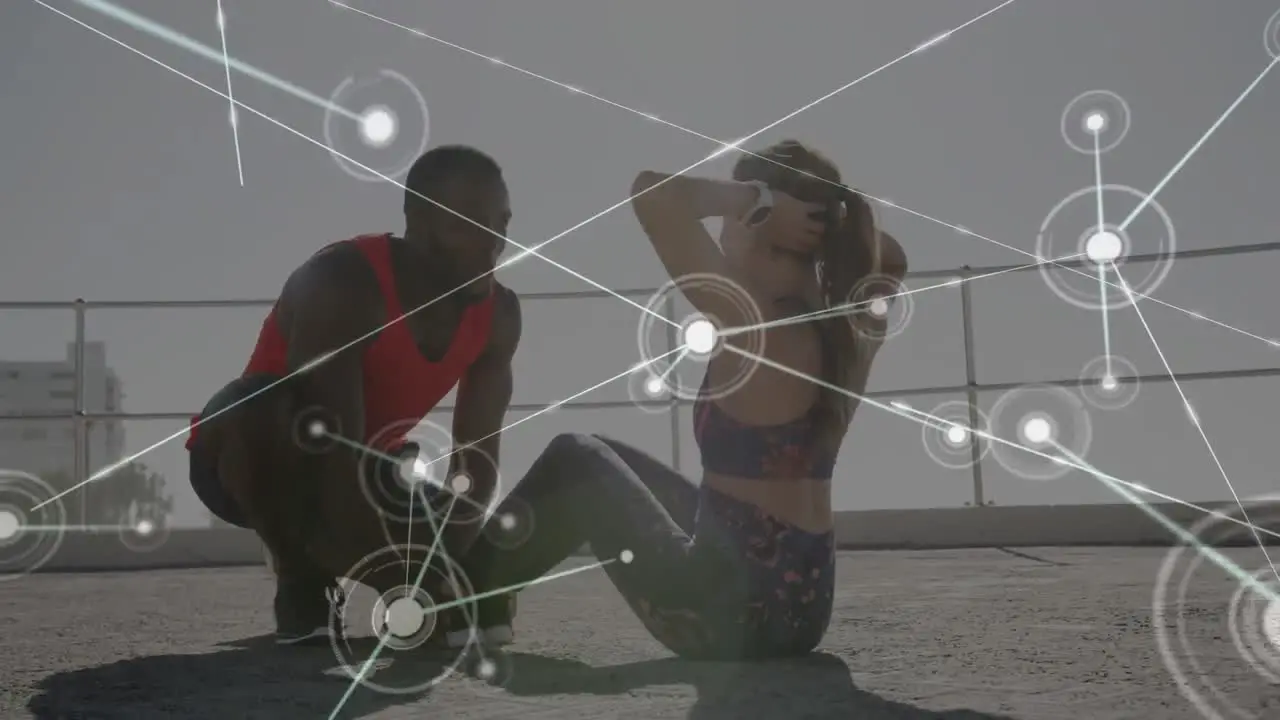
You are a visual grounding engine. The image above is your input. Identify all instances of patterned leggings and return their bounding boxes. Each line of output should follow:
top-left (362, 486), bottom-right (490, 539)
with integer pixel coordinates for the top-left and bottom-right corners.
top-left (459, 433), bottom-right (835, 660)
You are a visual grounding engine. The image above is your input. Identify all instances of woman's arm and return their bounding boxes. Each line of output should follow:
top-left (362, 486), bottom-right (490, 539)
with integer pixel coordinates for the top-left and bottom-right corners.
top-left (630, 172), bottom-right (762, 327)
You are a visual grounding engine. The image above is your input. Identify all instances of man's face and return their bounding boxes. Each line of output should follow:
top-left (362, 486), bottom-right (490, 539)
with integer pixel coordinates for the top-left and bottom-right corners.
top-left (421, 175), bottom-right (511, 298)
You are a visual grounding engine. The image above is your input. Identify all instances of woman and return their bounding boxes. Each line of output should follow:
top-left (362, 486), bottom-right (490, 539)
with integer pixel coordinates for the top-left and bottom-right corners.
top-left (459, 140), bottom-right (907, 659)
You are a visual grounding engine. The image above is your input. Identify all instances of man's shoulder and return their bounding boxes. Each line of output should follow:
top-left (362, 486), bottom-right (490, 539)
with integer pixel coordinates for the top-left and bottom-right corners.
top-left (293, 238), bottom-right (377, 290)
top-left (486, 282), bottom-right (522, 353)
top-left (279, 237), bottom-right (382, 324)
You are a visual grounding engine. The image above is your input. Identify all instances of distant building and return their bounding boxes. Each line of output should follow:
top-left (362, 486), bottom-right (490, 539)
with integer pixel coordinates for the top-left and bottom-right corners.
top-left (0, 342), bottom-right (125, 478)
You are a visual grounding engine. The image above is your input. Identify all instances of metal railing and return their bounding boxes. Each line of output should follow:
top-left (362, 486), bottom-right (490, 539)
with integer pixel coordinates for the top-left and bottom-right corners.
top-left (3, 239), bottom-right (1280, 517)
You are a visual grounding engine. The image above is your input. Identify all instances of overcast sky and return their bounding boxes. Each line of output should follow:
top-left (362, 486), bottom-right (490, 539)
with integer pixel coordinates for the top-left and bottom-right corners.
top-left (2, 0), bottom-right (1279, 527)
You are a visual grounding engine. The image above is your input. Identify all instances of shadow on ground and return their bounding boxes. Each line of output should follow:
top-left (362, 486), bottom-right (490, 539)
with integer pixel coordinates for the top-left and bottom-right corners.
top-left (26, 635), bottom-right (441, 720)
top-left (28, 638), bottom-right (1016, 719)
top-left (495, 651), bottom-right (1017, 720)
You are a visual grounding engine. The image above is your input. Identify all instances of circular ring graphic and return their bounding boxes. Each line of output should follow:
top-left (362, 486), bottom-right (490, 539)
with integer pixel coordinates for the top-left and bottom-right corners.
top-left (845, 273), bottom-right (914, 342)
top-left (625, 363), bottom-right (675, 414)
top-left (481, 495), bottom-right (535, 551)
top-left (989, 385), bottom-right (1093, 481)
top-left (118, 501), bottom-right (171, 553)
top-left (293, 405), bottom-right (341, 454)
top-left (1060, 90), bottom-right (1131, 155)
top-left (1154, 494), bottom-right (1280, 719)
top-left (371, 584), bottom-right (440, 652)
top-left (0, 470), bottom-right (67, 581)
top-left (332, 543), bottom-right (478, 695)
top-left (1265, 8), bottom-right (1280, 60)
top-left (1078, 355), bottom-right (1141, 410)
top-left (323, 69), bottom-right (430, 182)
top-left (1227, 568), bottom-right (1280, 684)
top-left (920, 400), bottom-right (991, 470)
top-left (362, 418), bottom-right (498, 527)
top-left (636, 274), bottom-right (765, 402)
top-left (1036, 184), bottom-right (1176, 311)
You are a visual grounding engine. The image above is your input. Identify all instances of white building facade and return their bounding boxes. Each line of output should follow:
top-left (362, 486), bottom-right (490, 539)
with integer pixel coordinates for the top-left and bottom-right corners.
top-left (0, 341), bottom-right (125, 478)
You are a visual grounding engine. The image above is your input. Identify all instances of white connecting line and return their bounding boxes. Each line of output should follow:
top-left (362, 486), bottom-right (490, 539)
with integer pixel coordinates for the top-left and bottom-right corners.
top-left (1116, 55), bottom-right (1280, 233)
top-left (1111, 265), bottom-right (1280, 584)
top-left (329, 492), bottom-right (455, 717)
top-left (28, 0), bottom-right (1015, 507)
top-left (315, 344), bottom-right (685, 521)
top-left (1090, 127), bottom-right (1114, 379)
top-left (331, 0), bottom-right (1280, 352)
top-left (1053, 442), bottom-right (1280, 605)
top-left (213, 0), bottom-right (243, 186)
top-left (719, 342), bottom-right (1280, 544)
top-left (65, 0), bottom-right (673, 330)
top-left (18, 5), bottom-right (1280, 701)
top-left (719, 254), bottom-right (1084, 337)
top-left (1073, 55), bottom-right (1280, 583)
top-left (1073, 68), bottom-right (1280, 587)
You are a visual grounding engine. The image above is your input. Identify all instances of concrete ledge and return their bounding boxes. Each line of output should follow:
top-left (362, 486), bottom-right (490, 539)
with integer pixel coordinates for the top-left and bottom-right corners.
top-left (29, 501), bottom-right (1273, 573)
top-left (831, 501), bottom-right (1273, 549)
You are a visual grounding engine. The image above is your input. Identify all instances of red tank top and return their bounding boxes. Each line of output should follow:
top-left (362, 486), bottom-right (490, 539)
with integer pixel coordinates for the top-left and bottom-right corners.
top-left (186, 233), bottom-right (495, 451)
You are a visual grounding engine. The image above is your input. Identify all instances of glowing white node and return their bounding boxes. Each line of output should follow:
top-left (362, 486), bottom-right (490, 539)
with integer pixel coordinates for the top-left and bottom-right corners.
top-left (644, 376), bottom-right (665, 396)
top-left (682, 318), bottom-right (718, 355)
top-left (945, 425), bottom-right (969, 446)
top-left (0, 510), bottom-right (19, 540)
top-left (1084, 111), bottom-right (1107, 133)
top-left (619, 549), bottom-right (634, 564)
top-left (498, 513), bottom-right (517, 531)
top-left (383, 597), bottom-right (427, 638)
top-left (1021, 416), bottom-right (1053, 445)
top-left (476, 658), bottom-right (498, 679)
top-left (135, 519), bottom-right (155, 537)
top-left (359, 106), bottom-right (397, 147)
top-left (1085, 231), bottom-right (1123, 263)
top-left (1100, 375), bottom-right (1118, 392)
top-left (1263, 598), bottom-right (1280, 649)
top-left (228, 107), bottom-right (238, 128)
top-left (307, 420), bottom-right (327, 438)
top-left (398, 455), bottom-right (433, 487)
top-left (450, 474), bottom-right (472, 494)
top-left (868, 297), bottom-right (890, 317)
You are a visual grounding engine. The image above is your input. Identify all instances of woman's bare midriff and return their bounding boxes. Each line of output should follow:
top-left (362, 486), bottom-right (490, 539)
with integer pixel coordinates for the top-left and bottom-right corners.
top-left (703, 472), bottom-right (834, 534)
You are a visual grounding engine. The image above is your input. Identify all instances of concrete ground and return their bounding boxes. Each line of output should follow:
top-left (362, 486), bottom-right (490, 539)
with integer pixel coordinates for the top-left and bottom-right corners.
top-left (2, 548), bottom-right (1277, 719)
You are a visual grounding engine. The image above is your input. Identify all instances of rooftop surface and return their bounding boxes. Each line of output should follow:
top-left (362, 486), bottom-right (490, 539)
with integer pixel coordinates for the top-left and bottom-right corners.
top-left (2, 548), bottom-right (1276, 719)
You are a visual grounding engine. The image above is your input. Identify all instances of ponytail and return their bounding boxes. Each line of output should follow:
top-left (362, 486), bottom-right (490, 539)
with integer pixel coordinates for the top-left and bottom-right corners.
top-left (813, 188), bottom-right (879, 452)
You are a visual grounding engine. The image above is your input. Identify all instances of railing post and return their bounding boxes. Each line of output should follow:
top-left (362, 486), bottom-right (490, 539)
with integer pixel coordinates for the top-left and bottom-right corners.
top-left (663, 294), bottom-right (682, 471)
top-left (958, 269), bottom-right (986, 507)
top-left (72, 299), bottom-right (87, 525)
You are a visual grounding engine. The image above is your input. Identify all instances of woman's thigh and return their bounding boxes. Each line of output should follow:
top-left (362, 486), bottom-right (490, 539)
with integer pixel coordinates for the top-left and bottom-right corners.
top-left (590, 435), bottom-right (700, 532)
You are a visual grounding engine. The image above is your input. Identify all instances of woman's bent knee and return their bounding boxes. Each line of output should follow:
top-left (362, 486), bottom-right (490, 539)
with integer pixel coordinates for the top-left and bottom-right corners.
top-left (545, 432), bottom-right (605, 458)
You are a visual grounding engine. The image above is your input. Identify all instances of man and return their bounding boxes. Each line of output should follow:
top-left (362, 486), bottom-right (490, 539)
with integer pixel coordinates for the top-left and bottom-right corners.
top-left (185, 145), bottom-right (522, 647)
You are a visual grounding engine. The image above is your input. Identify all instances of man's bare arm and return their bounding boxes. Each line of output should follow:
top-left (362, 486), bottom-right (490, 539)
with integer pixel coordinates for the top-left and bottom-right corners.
top-left (276, 246), bottom-right (392, 575)
top-left (446, 285), bottom-right (522, 553)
